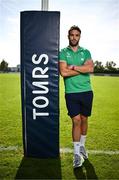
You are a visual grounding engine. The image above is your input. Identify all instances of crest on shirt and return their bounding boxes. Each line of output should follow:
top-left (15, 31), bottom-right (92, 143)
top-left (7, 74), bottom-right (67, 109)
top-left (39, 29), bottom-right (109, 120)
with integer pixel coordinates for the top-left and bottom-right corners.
top-left (66, 52), bottom-right (71, 58)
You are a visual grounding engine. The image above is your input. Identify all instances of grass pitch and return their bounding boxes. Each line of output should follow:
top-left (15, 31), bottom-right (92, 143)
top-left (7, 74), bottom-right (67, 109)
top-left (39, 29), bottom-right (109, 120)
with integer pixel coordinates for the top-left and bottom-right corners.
top-left (0, 73), bottom-right (119, 179)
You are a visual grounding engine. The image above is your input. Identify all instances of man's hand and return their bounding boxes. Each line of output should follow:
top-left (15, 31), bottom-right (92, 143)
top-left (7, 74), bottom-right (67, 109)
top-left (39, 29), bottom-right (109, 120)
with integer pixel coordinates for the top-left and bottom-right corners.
top-left (68, 65), bottom-right (75, 70)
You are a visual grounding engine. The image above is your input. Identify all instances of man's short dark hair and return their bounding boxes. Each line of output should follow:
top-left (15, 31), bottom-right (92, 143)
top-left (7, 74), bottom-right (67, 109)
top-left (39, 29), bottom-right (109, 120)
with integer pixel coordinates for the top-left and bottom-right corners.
top-left (68, 25), bottom-right (81, 35)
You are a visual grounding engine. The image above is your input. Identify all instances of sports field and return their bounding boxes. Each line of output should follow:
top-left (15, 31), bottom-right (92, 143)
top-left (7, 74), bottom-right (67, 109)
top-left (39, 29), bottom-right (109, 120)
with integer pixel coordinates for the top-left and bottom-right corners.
top-left (0, 73), bottom-right (119, 179)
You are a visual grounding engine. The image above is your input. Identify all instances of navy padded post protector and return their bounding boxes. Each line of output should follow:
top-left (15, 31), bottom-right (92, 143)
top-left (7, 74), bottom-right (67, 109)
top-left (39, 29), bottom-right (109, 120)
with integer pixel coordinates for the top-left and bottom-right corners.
top-left (20, 11), bottom-right (60, 158)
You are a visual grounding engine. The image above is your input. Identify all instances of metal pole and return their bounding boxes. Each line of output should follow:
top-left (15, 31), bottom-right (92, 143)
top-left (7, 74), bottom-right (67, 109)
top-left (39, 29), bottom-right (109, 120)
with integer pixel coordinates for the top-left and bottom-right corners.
top-left (41, 0), bottom-right (49, 11)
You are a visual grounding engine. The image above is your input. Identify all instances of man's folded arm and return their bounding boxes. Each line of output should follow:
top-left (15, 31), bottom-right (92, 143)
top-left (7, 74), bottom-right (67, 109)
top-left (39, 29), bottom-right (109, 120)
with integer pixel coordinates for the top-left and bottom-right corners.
top-left (59, 61), bottom-right (80, 77)
top-left (73, 60), bottom-right (94, 73)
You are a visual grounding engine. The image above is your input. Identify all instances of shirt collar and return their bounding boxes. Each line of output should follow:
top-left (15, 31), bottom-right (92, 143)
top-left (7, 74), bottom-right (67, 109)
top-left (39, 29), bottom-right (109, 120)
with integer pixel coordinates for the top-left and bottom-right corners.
top-left (67, 46), bottom-right (83, 52)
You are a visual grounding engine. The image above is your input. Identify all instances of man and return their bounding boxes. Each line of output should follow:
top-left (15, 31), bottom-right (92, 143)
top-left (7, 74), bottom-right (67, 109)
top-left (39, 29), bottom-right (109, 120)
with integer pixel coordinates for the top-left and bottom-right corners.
top-left (59, 25), bottom-right (94, 168)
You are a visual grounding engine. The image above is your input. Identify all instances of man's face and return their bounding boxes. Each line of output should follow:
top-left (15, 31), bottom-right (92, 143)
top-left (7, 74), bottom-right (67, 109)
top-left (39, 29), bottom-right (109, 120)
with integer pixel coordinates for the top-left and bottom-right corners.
top-left (68, 30), bottom-right (81, 47)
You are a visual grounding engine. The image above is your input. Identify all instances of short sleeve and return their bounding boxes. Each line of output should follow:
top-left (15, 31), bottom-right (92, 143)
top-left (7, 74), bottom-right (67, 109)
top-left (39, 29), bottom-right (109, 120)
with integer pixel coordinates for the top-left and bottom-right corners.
top-left (85, 49), bottom-right (92, 61)
top-left (59, 49), bottom-right (67, 62)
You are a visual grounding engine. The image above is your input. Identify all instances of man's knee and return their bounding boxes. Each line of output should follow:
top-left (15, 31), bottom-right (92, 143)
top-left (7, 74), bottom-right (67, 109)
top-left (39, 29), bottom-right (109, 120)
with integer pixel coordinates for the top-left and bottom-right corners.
top-left (80, 114), bottom-right (88, 122)
top-left (72, 114), bottom-right (81, 126)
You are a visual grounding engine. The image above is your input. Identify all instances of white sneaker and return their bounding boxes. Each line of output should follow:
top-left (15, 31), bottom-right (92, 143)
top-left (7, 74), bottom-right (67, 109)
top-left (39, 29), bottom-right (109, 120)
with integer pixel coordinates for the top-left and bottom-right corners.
top-left (80, 146), bottom-right (88, 159)
top-left (73, 154), bottom-right (84, 168)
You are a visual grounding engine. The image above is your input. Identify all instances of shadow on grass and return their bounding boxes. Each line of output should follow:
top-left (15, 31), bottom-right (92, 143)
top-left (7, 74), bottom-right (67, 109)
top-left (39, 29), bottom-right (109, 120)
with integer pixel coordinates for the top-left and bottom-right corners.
top-left (15, 156), bottom-right (62, 179)
top-left (74, 167), bottom-right (86, 179)
top-left (74, 159), bottom-right (98, 179)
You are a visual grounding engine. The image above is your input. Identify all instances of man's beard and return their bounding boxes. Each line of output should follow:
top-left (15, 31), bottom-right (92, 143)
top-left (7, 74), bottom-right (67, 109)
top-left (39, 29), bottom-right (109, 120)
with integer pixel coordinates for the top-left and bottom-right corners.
top-left (69, 39), bottom-right (79, 47)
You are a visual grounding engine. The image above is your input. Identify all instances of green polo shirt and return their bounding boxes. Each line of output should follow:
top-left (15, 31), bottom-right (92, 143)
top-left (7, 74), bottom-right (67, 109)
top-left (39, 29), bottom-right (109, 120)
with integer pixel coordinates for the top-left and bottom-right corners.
top-left (60, 46), bottom-right (92, 93)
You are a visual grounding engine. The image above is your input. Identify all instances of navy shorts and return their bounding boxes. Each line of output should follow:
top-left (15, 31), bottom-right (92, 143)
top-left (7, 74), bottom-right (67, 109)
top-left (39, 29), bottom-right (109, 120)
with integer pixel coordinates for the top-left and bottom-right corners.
top-left (65, 91), bottom-right (93, 118)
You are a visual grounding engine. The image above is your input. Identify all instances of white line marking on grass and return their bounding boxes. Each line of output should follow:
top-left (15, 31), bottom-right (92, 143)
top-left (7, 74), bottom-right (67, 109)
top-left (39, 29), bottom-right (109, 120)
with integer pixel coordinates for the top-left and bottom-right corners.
top-left (60, 148), bottom-right (119, 155)
top-left (87, 150), bottom-right (119, 155)
top-left (0, 146), bottom-right (19, 151)
top-left (0, 146), bottom-right (119, 155)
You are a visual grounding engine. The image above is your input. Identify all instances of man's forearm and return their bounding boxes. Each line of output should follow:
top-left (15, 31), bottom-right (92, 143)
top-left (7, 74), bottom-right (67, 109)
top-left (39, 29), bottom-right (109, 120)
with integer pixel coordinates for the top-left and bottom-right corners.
top-left (60, 68), bottom-right (80, 77)
top-left (74, 65), bottom-right (94, 73)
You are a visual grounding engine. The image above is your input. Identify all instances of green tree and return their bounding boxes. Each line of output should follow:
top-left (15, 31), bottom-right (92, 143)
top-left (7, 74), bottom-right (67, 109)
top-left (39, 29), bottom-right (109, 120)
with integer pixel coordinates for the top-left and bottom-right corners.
top-left (94, 60), bottom-right (105, 73)
top-left (105, 61), bottom-right (117, 72)
top-left (0, 59), bottom-right (9, 72)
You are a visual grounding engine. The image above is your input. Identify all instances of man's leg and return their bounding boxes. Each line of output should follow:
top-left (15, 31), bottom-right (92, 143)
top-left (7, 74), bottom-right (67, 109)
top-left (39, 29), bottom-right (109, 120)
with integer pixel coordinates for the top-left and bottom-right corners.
top-left (80, 115), bottom-right (88, 135)
top-left (72, 114), bottom-right (81, 142)
top-left (80, 115), bottom-right (88, 159)
top-left (72, 114), bottom-right (84, 168)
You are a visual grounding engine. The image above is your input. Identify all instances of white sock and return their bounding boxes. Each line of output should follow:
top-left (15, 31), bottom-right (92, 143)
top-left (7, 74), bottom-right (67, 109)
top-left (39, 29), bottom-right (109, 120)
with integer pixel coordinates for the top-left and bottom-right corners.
top-left (80, 135), bottom-right (86, 147)
top-left (73, 142), bottom-right (80, 155)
